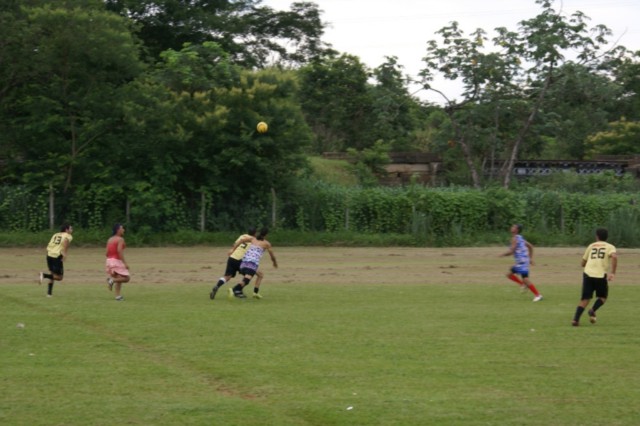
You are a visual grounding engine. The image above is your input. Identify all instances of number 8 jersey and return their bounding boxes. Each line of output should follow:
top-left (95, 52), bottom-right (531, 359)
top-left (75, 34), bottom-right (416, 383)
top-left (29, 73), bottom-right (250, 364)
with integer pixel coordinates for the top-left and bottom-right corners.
top-left (582, 241), bottom-right (616, 278)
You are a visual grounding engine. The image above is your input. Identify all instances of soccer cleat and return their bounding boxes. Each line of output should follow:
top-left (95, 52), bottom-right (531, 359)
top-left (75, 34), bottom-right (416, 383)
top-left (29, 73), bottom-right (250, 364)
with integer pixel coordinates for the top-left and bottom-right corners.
top-left (227, 288), bottom-right (234, 300)
top-left (46, 294), bottom-right (53, 298)
top-left (209, 286), bottom-right (218, 300)
top-left (571, 320), bottom-right (579, 327)
top-left (234, 291), bottom-right (247, 299)
top-left (39, 272), bottom-right (44, 285)
top-left (106, 277), bottom-right (114, 291)
top-left (532, 295), bottom-right (543, 302)
top-left (252, 293), bottom-right (262, 300)
top-left (588, 309), bottom-right (597, 324)
top-left (115, 295), bottom-right (124, 301)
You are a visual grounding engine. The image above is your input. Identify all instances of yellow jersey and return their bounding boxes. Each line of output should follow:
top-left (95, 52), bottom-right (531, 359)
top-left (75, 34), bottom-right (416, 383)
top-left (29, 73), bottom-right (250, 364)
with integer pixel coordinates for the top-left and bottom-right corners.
top-left (582, 241), bottom-right (616, 278)
top-left (230, 234), bottom-right (252, 260)
top-left (47, 232), bottom-right (73, 258)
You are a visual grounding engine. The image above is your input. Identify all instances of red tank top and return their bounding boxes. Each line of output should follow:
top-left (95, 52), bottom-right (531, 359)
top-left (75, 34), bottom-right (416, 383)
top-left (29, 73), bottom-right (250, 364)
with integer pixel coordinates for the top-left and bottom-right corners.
top-left (106, 238), bottom-right (124, 259)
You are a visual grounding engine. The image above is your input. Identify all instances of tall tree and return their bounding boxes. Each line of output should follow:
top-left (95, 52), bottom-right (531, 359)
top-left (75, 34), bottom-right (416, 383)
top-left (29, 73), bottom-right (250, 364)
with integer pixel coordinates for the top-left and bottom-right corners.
top-left (0, 2), bottom-right (143, 193)
top-left (369, 56), bottom-right (428, 151)
top-left (104, 0), bottom-right (328, 66)
top-left (612, 51), bottom-right (640, 121)
top-left (539, 63), bottom-right (621, 159)
top-left (298, 53), bottom-right (374, 153)
top-left (420, 0), bottom-right (626, 188)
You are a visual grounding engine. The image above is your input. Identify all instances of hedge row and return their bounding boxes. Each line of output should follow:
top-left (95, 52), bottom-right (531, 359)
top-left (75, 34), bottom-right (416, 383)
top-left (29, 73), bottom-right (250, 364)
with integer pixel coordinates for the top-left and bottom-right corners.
top-left (2, 183), bottom-right (639, 245)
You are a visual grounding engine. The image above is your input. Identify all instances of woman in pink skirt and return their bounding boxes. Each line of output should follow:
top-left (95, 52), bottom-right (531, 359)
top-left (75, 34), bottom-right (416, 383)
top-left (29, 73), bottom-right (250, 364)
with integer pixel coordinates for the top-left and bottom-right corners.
top-left (105, 223), bottom-right (130, 301)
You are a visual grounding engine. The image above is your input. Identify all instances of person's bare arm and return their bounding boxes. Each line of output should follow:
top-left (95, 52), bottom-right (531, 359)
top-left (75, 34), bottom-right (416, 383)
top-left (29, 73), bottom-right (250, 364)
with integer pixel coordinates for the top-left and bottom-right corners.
top-left (608, 253), bottom-right (617, 281)
top-left (118, 239), bottom-right (129, 269)
top-left (62, 238), bottom-right (70, 261)
top-left (500, 237), bottom-right (516, 257)
top-left (229, 236), bottom-right (252, 255)
top-left (268, 247), bottom-right (278, 268)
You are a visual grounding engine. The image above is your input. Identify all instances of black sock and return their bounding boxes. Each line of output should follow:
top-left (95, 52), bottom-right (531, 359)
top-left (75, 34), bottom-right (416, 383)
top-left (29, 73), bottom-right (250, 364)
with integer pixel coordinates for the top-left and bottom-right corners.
top-left (574, 306), bottom-right (585, 322)
top-left (47, 282), bottom-right (54, 295)
top-left (233, 283), bottom-right (243, 293)
top-left (592, 298), bottom-right (605, 312)
top-left (43, 273), bottom-right (53, 280)
top-left (254, 287), bottom-right (259, 294)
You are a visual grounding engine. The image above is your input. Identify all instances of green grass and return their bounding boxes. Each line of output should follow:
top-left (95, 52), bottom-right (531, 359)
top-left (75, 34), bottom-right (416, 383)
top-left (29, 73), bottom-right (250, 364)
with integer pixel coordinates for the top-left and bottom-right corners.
top-left (307, 156), bottom-right (358, 186)
top-left (3, 279), bottom-right (639, 425)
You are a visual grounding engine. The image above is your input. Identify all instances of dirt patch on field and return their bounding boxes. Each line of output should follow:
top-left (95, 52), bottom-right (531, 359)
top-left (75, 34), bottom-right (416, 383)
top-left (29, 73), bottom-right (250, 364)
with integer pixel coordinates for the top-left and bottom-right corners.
top-left (1, 246), bottom-right (637, 288)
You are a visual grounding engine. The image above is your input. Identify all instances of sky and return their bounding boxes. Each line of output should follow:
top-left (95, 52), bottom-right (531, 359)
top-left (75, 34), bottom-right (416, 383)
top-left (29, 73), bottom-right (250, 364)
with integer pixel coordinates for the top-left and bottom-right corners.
top-left (262, 0), bottom-right (640, 103)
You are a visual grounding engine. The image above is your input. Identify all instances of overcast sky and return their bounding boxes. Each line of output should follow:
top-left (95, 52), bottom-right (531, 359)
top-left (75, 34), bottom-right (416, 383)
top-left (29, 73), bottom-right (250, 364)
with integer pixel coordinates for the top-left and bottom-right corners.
top-left (263, 0), bottom-right (640, 103)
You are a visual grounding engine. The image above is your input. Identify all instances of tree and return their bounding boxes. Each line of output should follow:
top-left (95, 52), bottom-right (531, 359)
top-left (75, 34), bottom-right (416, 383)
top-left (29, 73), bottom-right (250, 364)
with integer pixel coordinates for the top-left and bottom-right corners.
top-left (538, 63), bottom-right (621, 159)
top-left (0, 2), bottom-right (143, 193)
top-left (420, 0), bottom-right (626, 188)
top-left (584, 118), bottom-right (640, 158)
top-left (612, 51), bottom-right (640, 121)
top-left (105, 0), bottom-right (329, 66)
top-left (115, 45), bottom-right (313, 229)
top-left (369, 56), bottom-right (429, 151)
top-left (298, 53), bottom-right (374, 153)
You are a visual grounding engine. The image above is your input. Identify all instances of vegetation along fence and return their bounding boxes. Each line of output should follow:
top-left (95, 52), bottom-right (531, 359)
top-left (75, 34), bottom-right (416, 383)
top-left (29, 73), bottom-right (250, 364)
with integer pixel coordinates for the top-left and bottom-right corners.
top-left (2, 182), bottom-right (639, 246)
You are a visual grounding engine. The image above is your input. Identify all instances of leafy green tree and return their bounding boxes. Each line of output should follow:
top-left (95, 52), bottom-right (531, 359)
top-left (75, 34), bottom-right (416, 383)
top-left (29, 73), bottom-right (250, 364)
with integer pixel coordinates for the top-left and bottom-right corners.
top-left (115, 42), bottom-right (312, 228)
top-left (298, 53), bottom-right (374, 153)
top-left (369, 56), bottom-right (429, 151)
top-left (105, 0), bottom-right (328, 66)
top-left (612, 51), bottom-right (640, 121)
top-left (0, 2), bottom-right (143, 193)
top-left (583, 118), bottom-right (640, 158)
top-left (538, 63), bottom-right (621, 159)
top-left (420, 0), bottom-right (626, 188)
top-left (346, 140), bottom-right (392, 187)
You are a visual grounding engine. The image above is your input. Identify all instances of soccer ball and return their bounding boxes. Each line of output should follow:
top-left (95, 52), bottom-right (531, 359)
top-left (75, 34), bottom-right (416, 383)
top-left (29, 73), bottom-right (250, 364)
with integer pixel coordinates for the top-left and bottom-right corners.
top-left (256, 121), bottom-right (268, 133)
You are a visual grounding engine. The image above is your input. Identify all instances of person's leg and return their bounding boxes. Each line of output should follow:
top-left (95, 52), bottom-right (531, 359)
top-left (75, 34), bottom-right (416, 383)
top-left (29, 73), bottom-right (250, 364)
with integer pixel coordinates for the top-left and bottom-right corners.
top-left (113, 274), bottom-right (129, 300)
top-left (573, 275), bottom-right (593, 326)
top-left (210, 274), bottom-right (232, 299)
top-left (506, 271), bottom-right (523, 285)
top-left (252, 271), bottom-right (264, 299)
top-left (254, 271), bottom-right (263, 289)
top-left (573, 299), bottom-right (590, 325)
top-left (588, 279), bottom-right (608, 323)
top-left (45, 258), bottom-right (64, 296)
top-left (522, 277), bottom-right (541, 299)
top-left (234, 275), bottom-right (252, 295)
top-left (114, 282), bottom-right (122, 298)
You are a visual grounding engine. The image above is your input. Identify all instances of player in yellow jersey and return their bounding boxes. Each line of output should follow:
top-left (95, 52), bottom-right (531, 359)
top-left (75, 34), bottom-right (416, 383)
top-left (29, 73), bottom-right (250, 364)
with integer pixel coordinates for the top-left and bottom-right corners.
top-left (572, 228), bottom-right (617, 326)
top-left (39, 223), bottom-right (74, 297)
top-left (209, 227), bottom-right (262, 300)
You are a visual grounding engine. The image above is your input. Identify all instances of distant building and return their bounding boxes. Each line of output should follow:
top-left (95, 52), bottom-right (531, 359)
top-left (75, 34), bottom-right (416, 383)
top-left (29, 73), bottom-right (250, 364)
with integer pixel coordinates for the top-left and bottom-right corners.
top-left (323, 152), bottom-right (640, 186)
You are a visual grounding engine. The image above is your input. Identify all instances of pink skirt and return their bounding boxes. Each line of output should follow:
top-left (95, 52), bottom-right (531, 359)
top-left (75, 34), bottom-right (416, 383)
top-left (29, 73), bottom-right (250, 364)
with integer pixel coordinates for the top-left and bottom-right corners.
top-left (106, 258), bottom-right (130, 277)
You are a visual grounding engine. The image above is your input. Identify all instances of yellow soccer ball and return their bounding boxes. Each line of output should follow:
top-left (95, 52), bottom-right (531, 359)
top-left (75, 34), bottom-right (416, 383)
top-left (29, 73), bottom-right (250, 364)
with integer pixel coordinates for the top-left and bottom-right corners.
top-left (256, 121), bottom-right (268, 133)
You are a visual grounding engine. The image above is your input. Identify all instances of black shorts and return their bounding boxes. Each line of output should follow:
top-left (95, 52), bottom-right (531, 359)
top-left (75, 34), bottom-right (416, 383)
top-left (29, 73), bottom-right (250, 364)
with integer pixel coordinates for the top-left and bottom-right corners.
top-left (224, 257), bottom-right (242, 277)
top-left (47, 255), bottom-right (64, 276)
top-left (581, 273), bottom-right (608, 300)
top-left (511, 266), bottom-right (529, 278)
top-left (239, 267), bottom-right (257, 277)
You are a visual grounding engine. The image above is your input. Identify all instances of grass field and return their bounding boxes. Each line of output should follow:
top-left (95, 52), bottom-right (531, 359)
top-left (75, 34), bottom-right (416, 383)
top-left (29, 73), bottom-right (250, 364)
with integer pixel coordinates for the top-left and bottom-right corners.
top-left (1, 246), bottom-right (639, 425)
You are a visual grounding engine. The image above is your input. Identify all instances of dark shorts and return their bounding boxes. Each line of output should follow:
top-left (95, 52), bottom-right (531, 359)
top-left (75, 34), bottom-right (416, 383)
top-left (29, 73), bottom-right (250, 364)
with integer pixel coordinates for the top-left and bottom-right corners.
top-left (47, 255), bottom-right (64, 276)
top-left (511, 266), bottom-right (529, 278)
top-left (224, 257), bottom-right (242, 277)
top-left (239, 261), bottom-right (258, 277)
top-left (581, 273), bottom-right (608, 300)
